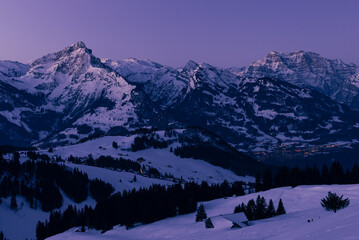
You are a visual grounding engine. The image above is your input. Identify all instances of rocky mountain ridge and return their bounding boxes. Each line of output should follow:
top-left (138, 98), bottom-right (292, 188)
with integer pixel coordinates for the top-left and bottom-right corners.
top-left (0, 42), bottom-right (358, 153)
top-left (239, 50), bottom-right (359, 109)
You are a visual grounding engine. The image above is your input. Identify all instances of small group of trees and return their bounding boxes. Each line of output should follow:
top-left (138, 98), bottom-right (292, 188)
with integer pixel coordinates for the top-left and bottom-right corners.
top-left (131, 135), bottom-right (168, 151)
top-left (234, 196), bottom-right (286, 221)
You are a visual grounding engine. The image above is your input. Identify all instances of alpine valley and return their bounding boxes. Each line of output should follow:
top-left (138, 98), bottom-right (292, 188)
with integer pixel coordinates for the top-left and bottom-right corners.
top-left (2, 42), bottom-right (359, 240)
top-left (1, 42), bottom-right (359, 166)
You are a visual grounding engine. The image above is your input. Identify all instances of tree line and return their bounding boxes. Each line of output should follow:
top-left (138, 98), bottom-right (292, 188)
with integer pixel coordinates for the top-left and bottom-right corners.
top-left (234, 195), bottom-right (286, 220)
top-left (68, 155), bottom-right (173, 181)
top-left (255, 161), bottom-right (359, 191)
top-left (173, 143), bottom-right (265, 176)
top-left (0, 153), bottom-right (114, 212)
top-left (131, 135), bottom-right (169, 151)
top-left (36, 180), bottom-right (246, 239)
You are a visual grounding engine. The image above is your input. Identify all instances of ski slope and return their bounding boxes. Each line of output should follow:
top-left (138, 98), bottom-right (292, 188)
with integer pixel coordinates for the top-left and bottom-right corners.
top-left (48, 184), bottom-right (359, 240)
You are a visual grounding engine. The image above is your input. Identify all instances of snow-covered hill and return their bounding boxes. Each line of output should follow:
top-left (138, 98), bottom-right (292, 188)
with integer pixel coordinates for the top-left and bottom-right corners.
top-left (47, 184), bottom-right (359, 240)
top-left (0, 190), bottom-right (96, 240)
top-left (0, 128), bottom-right (255, 240)
top-left (43, 129), bottom-right (255, 184)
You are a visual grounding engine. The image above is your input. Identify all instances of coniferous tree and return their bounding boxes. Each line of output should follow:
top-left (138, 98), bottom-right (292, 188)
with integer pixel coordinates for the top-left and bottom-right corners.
top-left (231, 181), bottom-right (245, 196)
top-left (0, 230), bottom-right (4, 240)
top-left (112, 141), bottom-right (118, 149)
top-left (205, 218), bottom-right (214, 228)
top-left (246, 199), bottom-right (256, 220)
top-left (266, 199), bottom-right (276, 218)
top-left (10, 193), bottom-right (17, 210)
top-left (321, 191), bottom-right (350, 213)
top-left (36, 221), bottom-right (46, 240)
top-left (255, 172), bottom-right (262, 192)
top-left (195, 203), bottom-right (207, 222)
top-left (321, 164), bottom-right (329, 184)
top-left (276, 199), bottom-right (286, 215)
top-left (255, 196), bottom-right (267, 219)
top-left (262, 169), bottom-right (273, 191)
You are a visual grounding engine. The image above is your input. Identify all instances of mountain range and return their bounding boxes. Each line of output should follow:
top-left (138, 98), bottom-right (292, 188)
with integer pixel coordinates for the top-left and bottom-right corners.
top-left (1, 42), bottom-right (359, 154)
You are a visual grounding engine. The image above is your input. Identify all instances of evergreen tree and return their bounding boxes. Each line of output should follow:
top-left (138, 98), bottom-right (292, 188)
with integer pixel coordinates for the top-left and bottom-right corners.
top-left (321, 164), bottom-right (329, 184)
top-left (112, 141), bottom-right (118, 149)
top-left (195, 203), bottom-right (207, 222)
top-left (266, 199), bottom-right (276, 218)
top-left (255, 172), bottom-right (262, 192)
top-left (36, 221), bottom-right (47, 240)
top-left (276, 198), bottom-right (286, 215)
top-left (255, 196), bottom-right (267, 219)
top-left (321, 191), bottom-right (350, 213)
top-left (246, 199), bottom-right (256, 220)
top-left (10, 193), bottom-right (17, 210)
top-left (262, 169), bottom-right (273, 190)
top-left (205, 218), bottom-right (214, 228)
top-left (0, 231), bottom-right (4, 240)
top-left (231, 182), bottom-right (245, 196)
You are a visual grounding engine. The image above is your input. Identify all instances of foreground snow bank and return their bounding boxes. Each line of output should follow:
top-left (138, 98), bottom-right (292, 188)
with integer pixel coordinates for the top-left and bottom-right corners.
top-left (48, 184), bottom-right (359, 240)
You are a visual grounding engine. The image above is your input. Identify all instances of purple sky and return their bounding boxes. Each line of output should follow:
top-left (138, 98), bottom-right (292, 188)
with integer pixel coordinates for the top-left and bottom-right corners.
top-left (0, 0), bottom-right (358, 68)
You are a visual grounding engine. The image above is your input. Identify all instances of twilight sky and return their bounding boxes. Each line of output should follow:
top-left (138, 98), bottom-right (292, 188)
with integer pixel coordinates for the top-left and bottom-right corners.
top-left (0, 0), bottom-right (358, 68)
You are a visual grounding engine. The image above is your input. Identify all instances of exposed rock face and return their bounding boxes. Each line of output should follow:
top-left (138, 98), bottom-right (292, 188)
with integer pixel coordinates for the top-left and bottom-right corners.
top-left (240, 51), bottom-right (359, 109)
top-left (0, 43), bottom-right (358, 151)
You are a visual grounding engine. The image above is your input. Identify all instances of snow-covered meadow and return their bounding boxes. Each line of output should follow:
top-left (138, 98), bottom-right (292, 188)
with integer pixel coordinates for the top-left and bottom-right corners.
top-left (48, 184), bottom-right (359, 240)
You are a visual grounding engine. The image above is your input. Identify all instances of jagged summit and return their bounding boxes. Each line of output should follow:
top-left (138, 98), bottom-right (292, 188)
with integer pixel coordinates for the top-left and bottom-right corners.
top-left (0, 44), bottom-right (358, 150)
top-left (241, 50), bottom-right (358, 99)
top-left (182, 60), bottom-right (199, 72)
top-left (72, 41), bottom-right (87, 49)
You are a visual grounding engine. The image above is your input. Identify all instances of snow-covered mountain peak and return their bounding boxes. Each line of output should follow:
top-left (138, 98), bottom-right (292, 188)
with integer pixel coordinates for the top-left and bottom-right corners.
top-left (102, 57), bottom-right (164, 84)
top-left (182, 60), bottom-right (200, 74)
top-left (72, 41), bottom-right (87, 49)
top-left (241, 50), bottom-right (358, 98)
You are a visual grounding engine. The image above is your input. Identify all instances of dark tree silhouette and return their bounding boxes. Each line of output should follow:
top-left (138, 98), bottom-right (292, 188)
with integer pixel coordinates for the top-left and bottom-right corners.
top-left (255, 172), bottom-right (262, 192)
top-left (321, 191), bottom-right (350, 213)
top-left (195, 203), bottom-right (207, 222)
top-left (276, 199), bottom-right (286, 215)
top-left (10, 193), bottom-right (17, 210)
top-left (205, 218), bottom-right (214, 228)
top-left (266, 199), bottom-right (276, 218)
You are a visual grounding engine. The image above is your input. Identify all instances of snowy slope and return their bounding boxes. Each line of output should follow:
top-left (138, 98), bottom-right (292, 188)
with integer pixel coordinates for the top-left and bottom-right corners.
top-left (48, 184), bottom-right (359, 240)
top-left (44, 131), bottom-right (254, 185)
top-left (0, 192), bottom-right (96, 240)
top-left (0, 60), bottom-right (29, 80)
top-left (334, 73), bottom-right (359, 110)
top-left (102, 57), bottom-right (189, 109)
